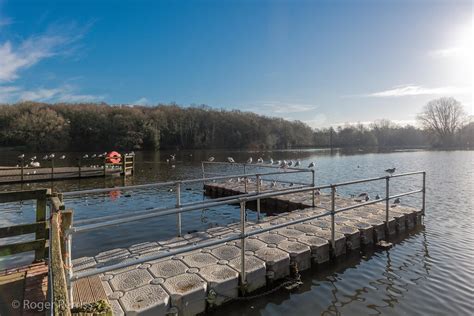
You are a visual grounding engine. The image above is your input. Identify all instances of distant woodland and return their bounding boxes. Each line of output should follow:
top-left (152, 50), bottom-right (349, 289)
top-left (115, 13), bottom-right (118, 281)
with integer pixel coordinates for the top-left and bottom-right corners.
top-left (0, 100), bottom-right (472, 151)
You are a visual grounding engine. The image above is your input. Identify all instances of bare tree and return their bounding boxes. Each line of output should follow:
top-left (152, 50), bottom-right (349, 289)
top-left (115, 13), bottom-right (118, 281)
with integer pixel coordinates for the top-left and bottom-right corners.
top-left (417, 97), bottom-right (466, 146)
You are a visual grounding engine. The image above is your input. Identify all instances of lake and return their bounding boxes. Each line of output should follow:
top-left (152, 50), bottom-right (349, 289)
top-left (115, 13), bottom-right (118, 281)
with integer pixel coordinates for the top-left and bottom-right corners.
top-left (0, 149), bottom-right (473, 315)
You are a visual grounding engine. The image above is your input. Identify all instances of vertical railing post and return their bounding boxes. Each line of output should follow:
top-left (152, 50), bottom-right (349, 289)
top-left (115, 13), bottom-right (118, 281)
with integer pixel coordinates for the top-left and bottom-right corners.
top-left (176, 182), bottom-right (182, 237)
top-left (385, 176), bottom-right (390, 229)
top-left (201, 162), bottom-right (205, 179)
top-left (311, 169), bottom-right (316, 207)
top-left (51, 157), bottom-right (55, 180)
top-left (20, 158), bottom-right (24, 182)
top-left (78, 158), bottom-right (82, 178)
top-left (330, 185), bottom-right (336, 250)
top-left (422, 172), bottom-right (426, 216)
top-left (122, 153), bottom-right (126, 178)
top-left (256, 174), bottom-right (261, 222)
top-left (244, 176), bottom-right (248, 193)
top-left (103, 157), bottom-right (106, 176)
top-left (60, 207), bottom-right (73, 308)
top-left (240, 200), bottom-right (247, 293)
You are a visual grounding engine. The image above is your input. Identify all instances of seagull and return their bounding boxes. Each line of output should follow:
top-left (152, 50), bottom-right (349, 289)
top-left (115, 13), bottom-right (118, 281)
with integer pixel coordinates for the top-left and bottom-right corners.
top-left (308, 162), bottom-right (315, 168)
top-left (280, 160), bottom-right (288, 169)
top-left (170, 154), bottom-right (176, 160)
top-left (358, 192), bottom-right (368, 197)
top-left (30, 156), bottom-right (37, 161)
top-left (271, 180), bottom-right (277, 188)
top-left (289, 182), bottom-right (294, 187)
top-left (295, 160), bottom-right (301, 167)
top-left (274, 160), bottom-right (280, 165)
top-left (60, 155), bottom-right (66, 159)
top-left (365, 195), bottom-right (370, 201)
top-left (83, 154), bottom-right (89, 159)
top-left (269, 158), bottom-right (274, 164)
top-left (18, 154), bottom-right (25, 159)
top-left (257, 157), bottom-right (264, 163)
top-left (375, 194), bottom-right (381, 200)
top-left (208, 157), bottom-right (215, 162)
top-left (91, 154), bottom-right (97, 158)
top-left (42, 155), bottom-right (49, 160)
top-left (30, 161), bottom-right (40, 168)
top-left (393, 198), bottom-right (401, 204)
top-left (227, 157), bottom-right (235, 163)
top-left (288, 160), bottom-right (293, 167)
top-left (385, 168), bottom-right (396, 175)
top-left (247, 157), bottom-right (253, 164)
top-left (49, 154), bottom-right (55, 159)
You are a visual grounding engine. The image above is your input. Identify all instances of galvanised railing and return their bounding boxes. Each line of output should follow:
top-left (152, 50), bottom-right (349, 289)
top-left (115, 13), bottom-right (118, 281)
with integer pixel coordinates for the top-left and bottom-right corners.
top-left (60, 169), bottom-right (426, 307)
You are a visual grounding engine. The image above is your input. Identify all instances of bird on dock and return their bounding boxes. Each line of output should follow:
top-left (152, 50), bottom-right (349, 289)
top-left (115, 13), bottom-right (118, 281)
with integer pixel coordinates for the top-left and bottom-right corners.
top-left (98, 153), bottom-right (104, 158)
top-left (280, 160), bottom-right (289, 169)
top-left (289, 182), bottom-right (294, 187)
top-left (271, 180), bottom-right (277, 188)
top-left (269, 158), bottom-right (274, 164)
top-left (257, 157), bottom-right (264, 163)
top-left (385, 168), bottom-right (396, 175)
top-left (358, 192), bottom-right (368, 197)
top-left (91, 154), bottom-right (97, 158)
top-left (49, 154), bottom-right (55, 159)
top-left (42, 155), bottom-right (49, 160)
top-left (375, 194), bottom-right (381, 200)
top-left (227, 157), bottom-right (235, 163)
top-left (170, 154), bottom-right (176, 161)
top-left (83, 154), bottom-right (89, 159)
top-left (308, 162), bottom-right (315, 168)
top-left (208, 157), bottom-right (215, 162)
top-left (247, 157), bottom-right (253, 164)
top-left (18, 154), bottom-right (25, 159)
top-left (393, 198), bottom-right (401, 204)
top-left (295, 160), bottom-right (301, 167)
top-left (60, 155), bottom-right (66, 159)
top-left (30, 161), bottom-right (40, 167)
top-left (275, 160), bottom-right (281, 165)
top-left (365, 195), bottom-right (370, 201)
top-left (288, 160), bottom-right (293, 167)
top-left (30, 156), bottom-right (37, 161)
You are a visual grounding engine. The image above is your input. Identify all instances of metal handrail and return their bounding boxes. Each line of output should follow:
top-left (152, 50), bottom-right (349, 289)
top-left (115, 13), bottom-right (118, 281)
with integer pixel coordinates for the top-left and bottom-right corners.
top-left (65, 170), bottom-right (427, 296)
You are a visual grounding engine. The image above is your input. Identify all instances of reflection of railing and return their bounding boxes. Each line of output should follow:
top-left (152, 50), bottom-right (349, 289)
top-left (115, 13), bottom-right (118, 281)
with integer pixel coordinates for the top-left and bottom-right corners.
top-left (0, 189), bottom-right (49, 261)
top-left (63, 170), bottom-right (426, 301)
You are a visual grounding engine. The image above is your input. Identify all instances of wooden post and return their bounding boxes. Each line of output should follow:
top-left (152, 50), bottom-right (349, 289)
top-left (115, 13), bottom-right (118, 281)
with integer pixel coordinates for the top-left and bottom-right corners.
top-left (35, 191), bottom-right (47, 261)
top-left (78, 158), bottom-right (82, 178)
top-left (51, 158), bottom-right (55, 180)
top-left (103, 157), bottom-right (106, 176)
top-left (20, 158), bottom-right (24, 182)
top-left (122, 154), bottom-right (126, 177)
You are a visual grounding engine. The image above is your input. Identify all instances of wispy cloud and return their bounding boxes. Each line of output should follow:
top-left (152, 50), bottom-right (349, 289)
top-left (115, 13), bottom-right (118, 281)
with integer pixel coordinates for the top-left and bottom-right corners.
top-left (244, 101), bottom-right (317, 114)
top-left (132, 97), bottom-right (150, 106)
top-left (0, 84), bottom-right (104, 103)
top-left (361, 84), bottom-right (468, 98)
top-left (0, 16), bottom-right (14, 28)
top-left (429, 47), bottom-right (467, 58)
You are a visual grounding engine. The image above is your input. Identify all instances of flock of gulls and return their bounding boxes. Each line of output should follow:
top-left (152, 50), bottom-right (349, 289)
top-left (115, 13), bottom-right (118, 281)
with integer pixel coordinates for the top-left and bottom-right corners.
top-left (207, 156), bottom-right (316, 169)
top-left (16, 152), bottom-right (114, 168)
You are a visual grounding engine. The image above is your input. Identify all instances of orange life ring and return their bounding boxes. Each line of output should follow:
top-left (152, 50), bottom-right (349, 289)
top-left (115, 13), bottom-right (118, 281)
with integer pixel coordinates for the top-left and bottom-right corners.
top-left (106, 151), bottom-right (122, 164)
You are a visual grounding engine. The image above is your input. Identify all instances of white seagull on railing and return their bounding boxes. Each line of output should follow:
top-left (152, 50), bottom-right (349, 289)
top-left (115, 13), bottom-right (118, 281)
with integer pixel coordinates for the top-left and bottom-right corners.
top-left (227, 157), bottom-right (235, 163)
top-left (295, 160), bottom-right (301, 167)
top-left (247, 157), bottom-right (253, 164)
top-left (385, 168), bottom-right (396, 175)
top-left (208, 157), bottom-right (215, 162)
top-left (308, 162), bottom-right (315, 168)
top-left (257, 157), bottom-right (263, 163)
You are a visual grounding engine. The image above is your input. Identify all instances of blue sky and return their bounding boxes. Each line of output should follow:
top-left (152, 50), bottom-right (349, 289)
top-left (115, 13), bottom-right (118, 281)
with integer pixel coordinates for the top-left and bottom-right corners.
top-left (0, 0), bottom-right (472, 128)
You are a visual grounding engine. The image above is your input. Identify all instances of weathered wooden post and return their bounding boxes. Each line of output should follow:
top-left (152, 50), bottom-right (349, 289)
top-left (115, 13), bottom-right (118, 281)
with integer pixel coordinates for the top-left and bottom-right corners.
top-left (77, 158), bottom-right (82, 178)
top-left (244, 176), bottom-right (248, 193)
top-left (330, 186), bottom-right (336, 251)
top-left (122, 153), bottom-right (126, 177)
top-left (51, 157), bottom-right (55, 180)
top-left (20, 158), bottom-right (24, 182)
top-left (176, 182), bottom-right (182, 237)
top-left (34, 189), bottom-right (48, 261)
top-left (103, 157), bottom-right (107, 176)
top-left (61, 209), bottom-right (73, 307)
top-left (311, 169), bottom-right (316, 207)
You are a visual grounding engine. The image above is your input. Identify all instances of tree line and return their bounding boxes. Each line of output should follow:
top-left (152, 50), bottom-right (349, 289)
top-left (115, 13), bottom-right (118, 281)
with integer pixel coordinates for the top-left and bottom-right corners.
top-left (0, 98), bottom-right (471, 151)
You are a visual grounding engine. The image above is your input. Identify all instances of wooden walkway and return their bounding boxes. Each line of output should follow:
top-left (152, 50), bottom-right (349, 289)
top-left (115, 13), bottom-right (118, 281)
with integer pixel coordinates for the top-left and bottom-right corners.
top-left (0, 261), bottom-right (48, 316)
top-left (71, 181), bottom-right (422, 315)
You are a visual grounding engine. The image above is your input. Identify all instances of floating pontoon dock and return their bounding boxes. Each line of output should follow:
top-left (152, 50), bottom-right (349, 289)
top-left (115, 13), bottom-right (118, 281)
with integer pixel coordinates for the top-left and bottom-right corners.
top-left (0, 162), bottom-right (426, 315)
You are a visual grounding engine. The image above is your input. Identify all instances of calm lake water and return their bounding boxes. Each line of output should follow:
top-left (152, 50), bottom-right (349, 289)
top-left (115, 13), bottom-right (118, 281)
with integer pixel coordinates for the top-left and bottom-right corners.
top-left (1, 149), bottom-right (473, 315)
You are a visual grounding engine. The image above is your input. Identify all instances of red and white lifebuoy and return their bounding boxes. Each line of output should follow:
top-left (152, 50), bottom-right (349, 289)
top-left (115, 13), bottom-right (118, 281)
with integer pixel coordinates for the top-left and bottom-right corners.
top-left (106, 151), bottom-right (122, 164)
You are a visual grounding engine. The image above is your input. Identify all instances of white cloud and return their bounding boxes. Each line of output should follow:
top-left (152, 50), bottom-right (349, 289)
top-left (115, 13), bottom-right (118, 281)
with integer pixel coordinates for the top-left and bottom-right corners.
top-left (0, 84), bottom-right (104, 103)
top-left (244, 101), bottom-right (317, 114)
top-left (363, 84), bottom-right (468, 97)
top-left (302, 114), bottom-right (328, 128)
top-left (0, 17), bottom-right (13, 27)
top-left (132, 97), bottom-right (150, 105)
top-left (429, 47), bottom-right (466, 58)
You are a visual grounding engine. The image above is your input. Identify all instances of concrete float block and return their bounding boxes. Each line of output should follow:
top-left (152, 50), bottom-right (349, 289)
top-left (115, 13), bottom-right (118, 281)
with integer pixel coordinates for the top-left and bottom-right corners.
top-left (255, 244), bottom-right (290, 280)
top-left (95, 248), bottom-right (131, 264)
top-left (183, 231), bottom-right (213, 244)
top-left (163, 272), bottom-right (207, 316)
top-left (128, 241), bottom-right (162, 256)
top-left (109, 268), bottom-right (154, 292)
top-left (337, 225), bottom-right (361, 251)
top-left (297, 234), bottom-right (330, 264)
top-left (362, 217), bottom-right (387, 241)
top-left (256, 232), bottom-right (287, 245)
top-left (350, 221), bottom-right (375, 245)
top-left (158, 237), bottom-right (191, 250)
top-left (384, 212), bottom-right (407, 233)
top-left (182, 250), bottom-right (218, 268)
top-left (108, 299), bottom-right (124, 316)
top-left (277, 239), bottom-right (311, 272)
top-left (310, 219), bottom-right (331, 230)
top-left (230, 237), bottom-right (267, 252)
top-left (276, 227), bottom-right (306, 239)
top-left (313, 229), bottom-right (347, 257)
top-left (149, 258), bottom-right (188, 279)
top-left (227, 255), bottom-right (266, 293)
top-left (393, 207), bottom-right (416, 230)
top-left (211, 244), bottom-right (241, 261)
top-left (206, 226), bottom-right (236, 238)
top-left (293, 223), bottom-right (324, 235)
top-left (368, 213), bottom-right (397, 236)
top-left (120, 284), bottom-right (170, 315)
top-left (72, 256), bottom-right (97, 273)
top-left (198, 263), bottom-right (239, 306)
